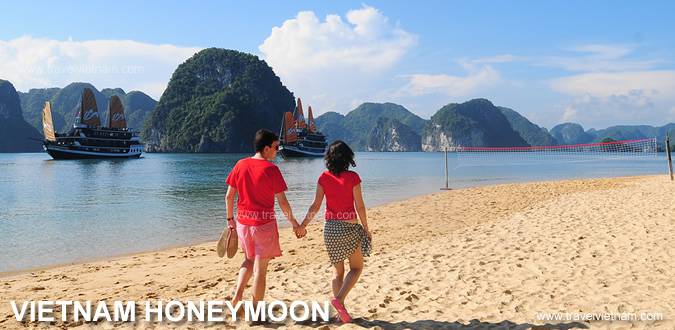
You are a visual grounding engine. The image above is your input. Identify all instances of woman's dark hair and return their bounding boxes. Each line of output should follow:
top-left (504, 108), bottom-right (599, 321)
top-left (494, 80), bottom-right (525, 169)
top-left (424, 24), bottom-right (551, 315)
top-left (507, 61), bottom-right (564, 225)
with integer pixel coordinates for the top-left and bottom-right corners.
top-left (253, 129), bottom-right (279, 152)
top-left (325, 140), bottom-right (356, 175)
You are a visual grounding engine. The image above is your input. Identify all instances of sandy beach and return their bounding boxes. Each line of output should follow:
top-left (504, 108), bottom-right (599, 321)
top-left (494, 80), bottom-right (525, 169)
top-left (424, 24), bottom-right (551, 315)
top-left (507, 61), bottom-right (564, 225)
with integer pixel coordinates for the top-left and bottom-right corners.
top-left (1, 175), bottom-right (673, 329)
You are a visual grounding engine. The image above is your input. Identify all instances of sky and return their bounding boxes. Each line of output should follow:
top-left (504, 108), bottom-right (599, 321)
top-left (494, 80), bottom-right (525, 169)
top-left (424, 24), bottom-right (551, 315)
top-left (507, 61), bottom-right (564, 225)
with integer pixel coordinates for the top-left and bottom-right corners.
top-left (1, 0), bottom-right (675, 129)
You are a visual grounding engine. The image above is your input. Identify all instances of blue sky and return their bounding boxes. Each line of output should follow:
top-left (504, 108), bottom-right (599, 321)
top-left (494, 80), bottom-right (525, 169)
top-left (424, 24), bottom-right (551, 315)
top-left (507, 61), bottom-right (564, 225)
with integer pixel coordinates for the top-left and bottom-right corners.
top-left (2, 1), bottom-right (675, 129)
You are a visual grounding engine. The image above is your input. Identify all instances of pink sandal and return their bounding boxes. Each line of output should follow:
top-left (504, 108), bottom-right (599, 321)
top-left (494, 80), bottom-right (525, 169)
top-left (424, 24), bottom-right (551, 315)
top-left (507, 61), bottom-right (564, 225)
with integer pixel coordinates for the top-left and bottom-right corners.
top-left (330, 298), bottom-right (352, 323)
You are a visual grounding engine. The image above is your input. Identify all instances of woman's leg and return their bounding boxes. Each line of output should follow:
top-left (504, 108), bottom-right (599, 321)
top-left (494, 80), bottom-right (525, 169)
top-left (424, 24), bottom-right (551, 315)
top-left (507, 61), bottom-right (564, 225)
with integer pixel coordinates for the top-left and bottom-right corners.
top-left (232, 258), bottom-right (254, 305)
top-left (332, 261), bottom-right (345, 298)
top-left (336, 246), bottom-right (364, 304)
top-left (252, 257), bottom-right (271, 302)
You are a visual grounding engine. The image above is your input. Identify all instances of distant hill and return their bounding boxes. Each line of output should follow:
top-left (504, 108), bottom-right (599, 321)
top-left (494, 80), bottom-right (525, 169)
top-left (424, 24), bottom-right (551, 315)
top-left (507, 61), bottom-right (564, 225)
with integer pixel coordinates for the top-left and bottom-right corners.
top-left (315, 102), bottom-right (426, 151)
top-left (100, 88), bottom-right (157, 131)
top-left (422, 99), bottom-right (529, 151)
top-left (498, 106), bottom-right (558, 146)
top-left (589, 124), bottom-right (675, 143)
top-left (142, 48), bottom-right (294, 152)
top-left (19, 83), bottom-right (156, 133)
top-left (314, 111), bottom-right (357, 146)
top-left (0, 80), bottom-right (42, 152)
top-left (551, 122), bottom-right (675, 150)
top-left (550, 123), bottom-right (595, 144)
top-left (366, 117), bottom-right (422, 151)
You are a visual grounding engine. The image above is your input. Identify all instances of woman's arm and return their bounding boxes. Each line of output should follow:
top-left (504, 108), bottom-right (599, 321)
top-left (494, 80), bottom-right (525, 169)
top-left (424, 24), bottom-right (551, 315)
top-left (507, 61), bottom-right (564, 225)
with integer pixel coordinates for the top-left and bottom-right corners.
top-left (301, 184), bottom-right (325, 229)
top-left (225, 185), bottom-right (237, 228)
top-left (353, 183), bottom-right (371, 238)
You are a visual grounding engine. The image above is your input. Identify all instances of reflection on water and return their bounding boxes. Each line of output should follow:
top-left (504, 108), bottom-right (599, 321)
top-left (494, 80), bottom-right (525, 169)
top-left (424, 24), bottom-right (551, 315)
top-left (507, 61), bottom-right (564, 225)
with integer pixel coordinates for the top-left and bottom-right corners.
top-left (0, 152), bottom-right (667, 272)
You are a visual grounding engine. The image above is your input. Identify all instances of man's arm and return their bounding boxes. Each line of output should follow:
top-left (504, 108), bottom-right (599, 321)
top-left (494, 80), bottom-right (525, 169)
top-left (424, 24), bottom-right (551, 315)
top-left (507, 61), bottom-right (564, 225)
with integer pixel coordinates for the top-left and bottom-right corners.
top-left (225, 185), bottom-right (237, 228)
top-left (276, 191), bottom-right (299, 229)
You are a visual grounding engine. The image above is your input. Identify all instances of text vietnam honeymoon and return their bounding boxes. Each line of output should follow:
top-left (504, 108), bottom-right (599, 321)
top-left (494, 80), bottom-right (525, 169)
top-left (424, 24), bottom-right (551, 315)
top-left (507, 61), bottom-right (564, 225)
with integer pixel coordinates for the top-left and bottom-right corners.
top-left (41, 88), bottom-right (144, 159)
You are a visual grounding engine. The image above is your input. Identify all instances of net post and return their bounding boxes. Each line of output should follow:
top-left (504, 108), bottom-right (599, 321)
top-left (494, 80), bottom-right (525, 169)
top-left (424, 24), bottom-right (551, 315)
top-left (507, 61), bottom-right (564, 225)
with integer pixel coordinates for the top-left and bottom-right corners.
top-left (667, 134), bottom-right (673, 181)
top-left (441, 146), bottom-right (451, 190)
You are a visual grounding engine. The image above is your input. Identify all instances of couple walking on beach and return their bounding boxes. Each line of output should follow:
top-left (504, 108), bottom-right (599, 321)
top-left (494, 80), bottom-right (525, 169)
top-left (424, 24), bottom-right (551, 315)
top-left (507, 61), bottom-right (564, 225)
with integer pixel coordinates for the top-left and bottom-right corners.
top-left (224, 129), bottom-right (372, 324)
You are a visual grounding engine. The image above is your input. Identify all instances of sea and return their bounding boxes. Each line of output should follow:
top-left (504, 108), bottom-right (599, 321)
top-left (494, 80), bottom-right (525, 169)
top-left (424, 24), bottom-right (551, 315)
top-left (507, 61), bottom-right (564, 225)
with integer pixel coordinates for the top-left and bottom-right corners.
top-left (0, 152), bottom-right (668, 273)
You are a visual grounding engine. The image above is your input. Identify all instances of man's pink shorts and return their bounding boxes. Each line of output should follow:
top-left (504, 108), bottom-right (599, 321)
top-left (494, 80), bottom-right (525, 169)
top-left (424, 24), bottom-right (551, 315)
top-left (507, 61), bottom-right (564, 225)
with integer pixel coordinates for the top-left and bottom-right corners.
top-left (236, 220), bottom-right (282, 260)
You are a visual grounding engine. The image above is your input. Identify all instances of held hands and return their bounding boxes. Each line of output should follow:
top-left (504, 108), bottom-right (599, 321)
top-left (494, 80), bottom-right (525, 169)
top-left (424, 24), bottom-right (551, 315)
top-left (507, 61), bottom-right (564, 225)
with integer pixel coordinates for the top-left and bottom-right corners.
top-left (292, 220), bottom-right (307, 239)
top-left (294, 226), bottom-right (307, 239)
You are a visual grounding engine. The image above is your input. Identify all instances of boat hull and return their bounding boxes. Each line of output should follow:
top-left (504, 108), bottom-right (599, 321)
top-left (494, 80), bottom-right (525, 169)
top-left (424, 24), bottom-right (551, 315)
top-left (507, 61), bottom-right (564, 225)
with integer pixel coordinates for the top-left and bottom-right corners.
top-left (279, 145), bottom-right (325, 158)
top-left (45, 145), bottom-right (142, 159)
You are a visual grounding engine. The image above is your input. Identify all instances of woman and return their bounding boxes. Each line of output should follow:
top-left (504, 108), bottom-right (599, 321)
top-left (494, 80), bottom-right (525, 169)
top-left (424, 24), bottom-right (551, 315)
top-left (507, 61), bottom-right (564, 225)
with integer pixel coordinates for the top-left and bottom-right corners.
top-left (299, 140), bottom-right (372, 323)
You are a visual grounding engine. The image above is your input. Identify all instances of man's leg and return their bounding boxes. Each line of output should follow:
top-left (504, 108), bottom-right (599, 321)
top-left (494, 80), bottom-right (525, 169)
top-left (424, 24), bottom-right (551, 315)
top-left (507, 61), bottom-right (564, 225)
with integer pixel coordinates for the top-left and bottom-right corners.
top-left (232, 258), bottom-right (254, 305)
top-left (252, 257), bottom-right (271, 302)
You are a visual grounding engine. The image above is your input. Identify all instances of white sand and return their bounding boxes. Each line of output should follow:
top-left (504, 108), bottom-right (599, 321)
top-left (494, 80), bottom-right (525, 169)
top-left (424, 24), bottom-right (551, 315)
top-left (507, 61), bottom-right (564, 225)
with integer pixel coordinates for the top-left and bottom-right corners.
top-left (1, 175), bottom-right (673, 329)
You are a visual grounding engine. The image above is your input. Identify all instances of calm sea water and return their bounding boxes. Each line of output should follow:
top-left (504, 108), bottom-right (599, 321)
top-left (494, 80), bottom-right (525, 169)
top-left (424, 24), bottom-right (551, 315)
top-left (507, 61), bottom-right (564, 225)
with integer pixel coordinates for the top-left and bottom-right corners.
top-left (0, 152), bottom-right (668, 272)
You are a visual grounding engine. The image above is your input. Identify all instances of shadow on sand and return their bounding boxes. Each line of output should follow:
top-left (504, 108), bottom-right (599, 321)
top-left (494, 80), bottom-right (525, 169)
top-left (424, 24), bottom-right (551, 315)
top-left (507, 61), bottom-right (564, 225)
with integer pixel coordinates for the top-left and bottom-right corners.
top-left (293, 317), bottom-right (589, 329)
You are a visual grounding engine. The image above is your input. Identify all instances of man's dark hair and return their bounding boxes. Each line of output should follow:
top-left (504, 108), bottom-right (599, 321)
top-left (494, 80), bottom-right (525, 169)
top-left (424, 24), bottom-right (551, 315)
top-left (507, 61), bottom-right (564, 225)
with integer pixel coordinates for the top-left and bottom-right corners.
top-left (254, 129), bottom-right (279, 152)
top-left (325, 140), bottom-right (356, 175)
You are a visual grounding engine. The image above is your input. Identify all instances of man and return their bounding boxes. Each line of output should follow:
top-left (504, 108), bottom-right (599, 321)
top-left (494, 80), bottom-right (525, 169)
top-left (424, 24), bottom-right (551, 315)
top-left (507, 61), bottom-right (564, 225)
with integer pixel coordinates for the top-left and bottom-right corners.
top-left (225, 129), bottom-right (305, 322)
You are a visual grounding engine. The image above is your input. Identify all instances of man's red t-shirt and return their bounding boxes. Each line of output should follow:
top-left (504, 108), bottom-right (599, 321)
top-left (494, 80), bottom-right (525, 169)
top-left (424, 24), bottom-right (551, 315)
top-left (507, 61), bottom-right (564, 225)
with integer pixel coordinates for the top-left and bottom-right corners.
top-left (318, 170), bottom-right (361, 220)
top-left (226, 157), bottom-right (287, 226)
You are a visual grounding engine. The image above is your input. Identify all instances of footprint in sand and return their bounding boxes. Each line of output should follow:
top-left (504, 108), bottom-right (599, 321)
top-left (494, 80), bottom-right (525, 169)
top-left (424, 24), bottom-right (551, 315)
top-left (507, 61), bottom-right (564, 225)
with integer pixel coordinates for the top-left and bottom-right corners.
top-left (378, 295), bottom-right (393, 308)
top-left (405, 294), bottom-right (420, 302)
top-left (144, 292), bottom-right (158, 299)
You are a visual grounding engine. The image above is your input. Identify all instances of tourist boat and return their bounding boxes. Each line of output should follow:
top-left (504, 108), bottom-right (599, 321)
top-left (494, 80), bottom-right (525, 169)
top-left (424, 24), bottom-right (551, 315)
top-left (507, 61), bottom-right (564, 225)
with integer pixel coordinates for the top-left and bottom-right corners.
top-left (279, 98), bottom-right (327, 158)
top-left (41, 88), bottom-right (144, 159)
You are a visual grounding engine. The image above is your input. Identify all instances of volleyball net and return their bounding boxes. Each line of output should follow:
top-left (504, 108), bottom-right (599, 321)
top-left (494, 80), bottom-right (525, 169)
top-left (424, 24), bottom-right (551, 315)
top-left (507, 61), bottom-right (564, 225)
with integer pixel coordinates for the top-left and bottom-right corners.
top-left (454, 138), bottom-right (658, 164)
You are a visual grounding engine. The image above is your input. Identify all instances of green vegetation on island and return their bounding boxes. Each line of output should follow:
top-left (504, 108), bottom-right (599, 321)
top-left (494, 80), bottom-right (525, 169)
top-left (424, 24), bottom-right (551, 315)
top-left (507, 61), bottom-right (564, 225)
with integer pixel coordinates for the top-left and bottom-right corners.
top-left (0, 80), bottom-right (42, 152)
top-left (19, 83), bottom-right (156, 132)
top-left (422, 99), bottom-right (529, 151)
top-left (142, 48), bottom-right (295, 152)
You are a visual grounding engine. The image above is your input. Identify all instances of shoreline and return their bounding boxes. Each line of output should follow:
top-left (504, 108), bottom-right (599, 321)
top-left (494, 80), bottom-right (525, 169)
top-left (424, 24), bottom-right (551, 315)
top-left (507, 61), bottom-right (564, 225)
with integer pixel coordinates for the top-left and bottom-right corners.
top-left (1, 174), bottom-right (673, 329)
top-left (2, 172), bottom-right (667, 276)
top-left (0, 184), bottom-right (437, 277)
top-left (0, 173), bottom-right (652, 277)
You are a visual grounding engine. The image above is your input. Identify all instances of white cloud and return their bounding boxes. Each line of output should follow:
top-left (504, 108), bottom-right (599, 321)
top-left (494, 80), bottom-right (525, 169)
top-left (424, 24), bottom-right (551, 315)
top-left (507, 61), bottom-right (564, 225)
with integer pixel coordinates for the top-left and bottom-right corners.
top-left (398, 63), bottom-right (501, 97)
top-left (0, 36), bottom-right (202, 99)
top-left (537, 43), bottom-right (675, 127)
top-left (553, 91), bottom-right (665, 128)
top-left (550, 71), bottom-right (675, 126)
top-left (539, 43), bottom-right (662, 72)
top-left (568, 44), bottom-right (634, 59)
top-left (471, 54), bottom-right (528, 64)
top-left (259, 5), bottom-right (416, 113)
top-left (550, 70), bottom-right (675, 99)
top-left (561, 105), bottom-right (578, 122)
